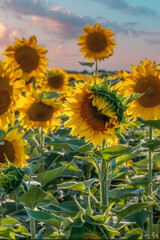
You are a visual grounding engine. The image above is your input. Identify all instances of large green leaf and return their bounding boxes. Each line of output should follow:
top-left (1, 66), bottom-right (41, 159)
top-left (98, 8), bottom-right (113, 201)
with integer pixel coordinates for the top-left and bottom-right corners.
top-left (57, 178), bottom-right (97, 192)
top-left (88, 145), bottom-right (132, 162)
top-left (122, 228), bottom-right (143, 240)
top-left (0, 227), bottom-right (15, 239)
top-left (125, 209), bottom-right (151, 228)
top-left (142, 139), bottom-right (160, 151)
top-left (137, 117), bottom-right (160, 129)
top-left (109, 188), bottom-right (145, 200)
top-left (112, 201), bottom-right (155, 223)
top-left (1, 218), bottom-right (19, 226)
top-left (26, 209), bottom-right (61, 229)
top-left (116, 146), bottom-right (141, 168)
top-left (49, 139), bottom-right (87, 151)
top-left (38, 161), bottom-right (72, 186)
top-left (19, 186), bottom-right (47, 209)
top-left (74, 156), bottom-right (98, 172)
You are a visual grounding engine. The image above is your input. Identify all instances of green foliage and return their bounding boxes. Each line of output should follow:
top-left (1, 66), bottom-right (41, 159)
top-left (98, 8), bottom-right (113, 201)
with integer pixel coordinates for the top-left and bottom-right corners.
top-left (20, 186), bottom-right (47, 209)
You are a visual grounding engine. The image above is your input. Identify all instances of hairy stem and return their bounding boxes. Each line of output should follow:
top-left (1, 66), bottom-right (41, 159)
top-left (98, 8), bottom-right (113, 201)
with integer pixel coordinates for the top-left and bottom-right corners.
top-left (148, 126), bottom-right (153, 239)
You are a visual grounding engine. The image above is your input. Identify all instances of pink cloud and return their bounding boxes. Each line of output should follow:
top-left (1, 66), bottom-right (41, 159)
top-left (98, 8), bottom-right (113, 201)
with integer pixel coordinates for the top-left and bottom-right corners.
top-left (31, 16), bottom-right (64, 34)
top-left (50, 6), bottom-right (71, 15)
top-left (52, 44), bottom-right (70, 57)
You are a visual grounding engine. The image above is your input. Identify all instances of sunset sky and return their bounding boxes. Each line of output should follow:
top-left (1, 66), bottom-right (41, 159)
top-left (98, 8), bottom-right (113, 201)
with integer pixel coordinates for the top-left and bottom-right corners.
top-left (0, 0), bottom-right (160, 72)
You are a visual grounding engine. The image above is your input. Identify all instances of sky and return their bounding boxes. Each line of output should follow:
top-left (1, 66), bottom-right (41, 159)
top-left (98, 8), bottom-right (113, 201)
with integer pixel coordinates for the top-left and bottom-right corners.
top-left (0, 0), bottom-right (160, 72)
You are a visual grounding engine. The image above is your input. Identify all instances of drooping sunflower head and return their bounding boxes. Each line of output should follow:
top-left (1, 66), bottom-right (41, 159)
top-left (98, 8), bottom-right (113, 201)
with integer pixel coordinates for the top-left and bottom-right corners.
top-left (118, 58), bottom-right (160, 120)
top-left (3, 36), bottom-right (48, 82)
top-left (0, 61), bottom-right (24, 131)
top-left (0, 128), bottom-right (29, 167)
top-left (0, 163), bottom-right (25, 194)
top-left (77, 23), bottom-right (116, 62)
top-left (17, 90), bottom-right (62, 133)
top-left (42, 68), bottom-right (69, 93)
top-left (64, 82), bottom-right (126, 147)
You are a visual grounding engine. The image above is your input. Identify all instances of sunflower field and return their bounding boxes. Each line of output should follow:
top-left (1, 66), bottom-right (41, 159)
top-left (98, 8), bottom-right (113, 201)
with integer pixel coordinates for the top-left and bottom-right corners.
top-left (0, 23), bottom-right (160, 240)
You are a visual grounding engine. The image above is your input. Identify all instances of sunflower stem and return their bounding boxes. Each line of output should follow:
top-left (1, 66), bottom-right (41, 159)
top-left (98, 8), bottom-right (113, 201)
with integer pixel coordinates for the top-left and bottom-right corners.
top-left (148, 126), bottom-right (153, 239)
top-left (100, 158), bottom-right (108, 213)
top-left (39, 127), bottom-right (45, 173)
top-left (94, 60), bottom-right (98, 85)
top-left (30, 217), bottom-right (36, 239)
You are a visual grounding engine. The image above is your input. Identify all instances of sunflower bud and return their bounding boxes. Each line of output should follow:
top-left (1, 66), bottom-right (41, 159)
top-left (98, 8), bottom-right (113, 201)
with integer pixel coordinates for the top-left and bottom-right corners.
top-left (0, 164), bottom-right (24, 194)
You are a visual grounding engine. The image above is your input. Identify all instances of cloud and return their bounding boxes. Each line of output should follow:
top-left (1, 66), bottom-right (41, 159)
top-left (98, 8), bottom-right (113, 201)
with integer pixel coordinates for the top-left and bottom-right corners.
top-left (0, 22), bottom-right (23, 46)
top-left (0, 0), bottom-right (159, 45)
top-left (145, 39), bottom-right (160, 45)
top-left (51, 44), bottom-right (77, 57)
top-left (92, 0), bottom-right (156, 16)
top-left (0, 0), bottom-right (95, 39)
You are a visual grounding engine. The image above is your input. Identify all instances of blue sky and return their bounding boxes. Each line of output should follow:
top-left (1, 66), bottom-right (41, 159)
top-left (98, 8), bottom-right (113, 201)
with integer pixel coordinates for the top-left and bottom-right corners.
top-left (0, 0), bottom-right (160, 72)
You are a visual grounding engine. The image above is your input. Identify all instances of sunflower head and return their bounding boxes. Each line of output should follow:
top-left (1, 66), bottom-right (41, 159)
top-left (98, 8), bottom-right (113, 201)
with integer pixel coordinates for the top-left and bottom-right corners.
top-left (0, 61), bottom-right (24, 131)
top-left (118, 58), bottom-right (160, 120)
top-left (0, 128), bottom-right (29, 167)
top-left (64, 82), bottom-right (127, 147)
top-left (43, 68), bottom-right (69, 93)
top-left (17, 90), bottom-right (62, 133)
top-left (3, 36), bottom-right (48, 81)
top-left (0, 163), bottom-right (24, 194)
top-left (77, 23), bottom-right (116, 62)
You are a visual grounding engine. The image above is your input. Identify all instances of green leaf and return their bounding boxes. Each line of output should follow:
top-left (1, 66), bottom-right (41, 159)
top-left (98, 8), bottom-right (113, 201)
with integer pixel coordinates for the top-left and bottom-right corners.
top-left (19, 186), bottom-right (47, 209)
top-left (142, 139), bottom-right (160, 151)
top-left (50, 139), bottom-right (86, 151)
top-left (112, 201), bottom-right (155, 223)
top-left (88, 145), bottom-right (132, 162)
top-left (57, 181), bottom-right (85, 191)
top-left (79, 61), bottom-right (94, 67)
top-left (124, 92), bottom-right (143, 105)
top-left (115, 146), bottom-right (141, 168)
top-left (26, 209), bottom-right (61, 229)
top-left (13, 225), bottom-right (29, 234)
top-left (137, 117), bottom-right (160, 129)
top-left (0, 227), bottom-right (15, 239)
top-left (109, 188), bottom-right (145, 200)
top-left (122, 228), bottom-right (143, 240)
top-left (1, 218), bottom-right (19, 226)
top-left (125, 209), bottom-right (151, 228)
top-left (40, 202), bottom-right (79, 217)
top-left (74, 156), bottom-right (98, 172)
top-left (76, 143), bottom-right (92, 153)
top-left (38, 161), bottom-right (72, 186)
top-left (57, 178), bottom-right (97, 192)
top-left (40, 91), bottom-right (60, 99)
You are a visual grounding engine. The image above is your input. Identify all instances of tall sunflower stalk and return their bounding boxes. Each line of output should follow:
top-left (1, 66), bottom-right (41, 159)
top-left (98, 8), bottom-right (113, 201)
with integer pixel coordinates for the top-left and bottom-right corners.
top-left (148, 126), bottom-right (153, 238)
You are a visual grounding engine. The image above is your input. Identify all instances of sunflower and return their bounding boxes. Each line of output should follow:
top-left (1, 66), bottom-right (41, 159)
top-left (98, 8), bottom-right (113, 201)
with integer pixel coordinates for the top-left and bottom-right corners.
top-left (3, 36), bottom-right (48, 83)
top-left (0, 61), bottom-right (24, 131)
top-left (77, 23), bottom-right (116, 62)
top-left (42, 68), bottom-right (69, 93)
top-left (119, 58), bottom-right (160, 120)
top-left (68, 73), bottom-right (83, 82)
top-left (0, 128), bottom-right (29, 167)
top-left (17, 90), bottom-right (62, 133)
top-left (64, 82), bottom-right (124, 147)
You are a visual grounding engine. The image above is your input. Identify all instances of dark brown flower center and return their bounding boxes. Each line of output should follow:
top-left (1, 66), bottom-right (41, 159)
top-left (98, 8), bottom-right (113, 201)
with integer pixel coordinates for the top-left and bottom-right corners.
top-left (14, 46), bottom-right (39, 73)
top-left (27, 101), bottom-right (54, 121)
top-left (48, 75), bottom-right (64, 89)
top-left (0, 140), bottom-right (15, 164)
top-left (135, 76), bottom-right (160, 107)
top-left (0, 89), bottom-right (12, 114)
top-left (81, 95), bottom-right (110, 130)
top-left (87, 32), bottom-right (107, 53)
top-left (69, 77), bottom-right (76, 82)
